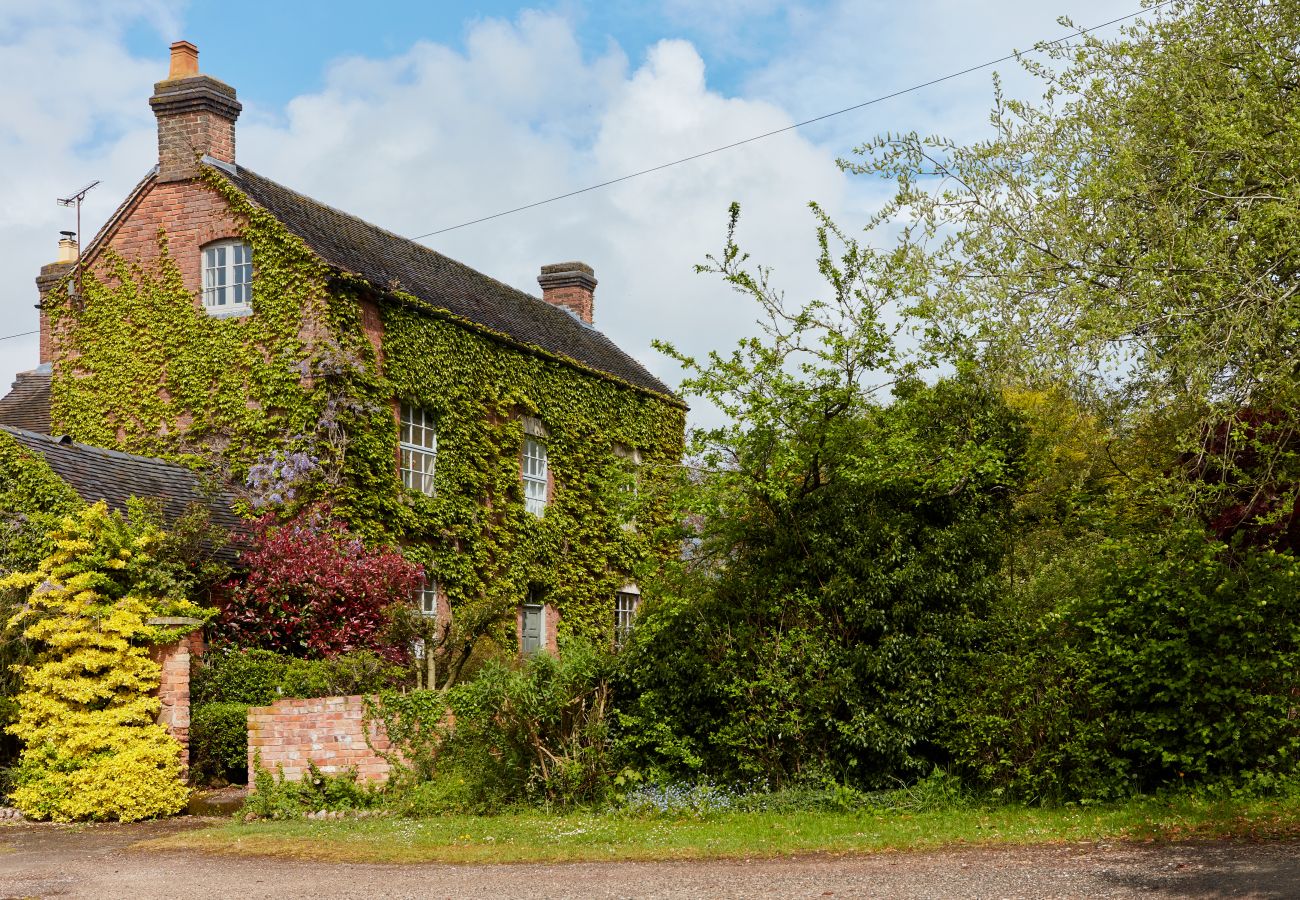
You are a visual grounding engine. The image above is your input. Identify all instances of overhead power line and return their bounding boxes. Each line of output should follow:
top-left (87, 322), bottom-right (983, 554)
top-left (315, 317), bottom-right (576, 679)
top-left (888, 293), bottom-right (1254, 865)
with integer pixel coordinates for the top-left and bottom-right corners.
top-left (0, 330), bottom-right (37, 343)
top-left (410, 0), bottom-right (1174, 240)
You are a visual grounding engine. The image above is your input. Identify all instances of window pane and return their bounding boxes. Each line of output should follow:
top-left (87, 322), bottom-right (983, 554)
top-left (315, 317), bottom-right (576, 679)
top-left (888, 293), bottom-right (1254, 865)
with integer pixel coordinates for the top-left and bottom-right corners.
top-left (399, 403), bottom-right (437, 495)
top-left (523, 436), bottom-right (548, 516)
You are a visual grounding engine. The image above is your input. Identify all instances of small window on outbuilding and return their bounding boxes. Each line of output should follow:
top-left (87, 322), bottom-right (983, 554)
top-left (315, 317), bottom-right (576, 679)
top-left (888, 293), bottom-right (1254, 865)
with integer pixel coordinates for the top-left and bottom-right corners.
top-left (202, 239), bottom-right (252, 313)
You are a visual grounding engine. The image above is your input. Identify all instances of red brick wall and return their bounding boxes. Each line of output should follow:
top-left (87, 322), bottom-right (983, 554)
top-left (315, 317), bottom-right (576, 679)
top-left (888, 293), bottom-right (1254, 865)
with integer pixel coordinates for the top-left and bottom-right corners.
top-left (540, 283), bottom-right (594, 323)
top-left (156, 109), bottom-right (235, 183)
top-left (246, 695), bottom-right (396, 784)
top-left (152, 630), bottom-right (205, 769)
top-left (93, 178), bottom-right (245, 303)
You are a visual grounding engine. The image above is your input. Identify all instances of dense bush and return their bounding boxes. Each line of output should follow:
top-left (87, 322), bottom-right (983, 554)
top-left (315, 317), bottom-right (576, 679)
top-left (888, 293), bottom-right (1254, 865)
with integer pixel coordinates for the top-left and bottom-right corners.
top-left (3, 503), bottom-right (211, 821)
top-left (213, 506), bottom-right (421, 660)
top-left (364, 642), bottom-right (616, 810)
top-left (190, 702), bottom-right (251, 786)
top-left (243, 762), bottom-right (386, 820)
top-left (951, 528), bottom-right (1300, 801)
top-left (615, 378), bottom-right (1029, 788)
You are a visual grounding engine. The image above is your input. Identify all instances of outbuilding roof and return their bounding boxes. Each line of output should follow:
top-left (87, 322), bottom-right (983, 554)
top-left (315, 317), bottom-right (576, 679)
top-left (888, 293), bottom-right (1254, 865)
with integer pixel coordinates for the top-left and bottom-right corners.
top-left (0, 425), bottom-right (247, 562)
top-left (0, 369), bottom-right (52, 434)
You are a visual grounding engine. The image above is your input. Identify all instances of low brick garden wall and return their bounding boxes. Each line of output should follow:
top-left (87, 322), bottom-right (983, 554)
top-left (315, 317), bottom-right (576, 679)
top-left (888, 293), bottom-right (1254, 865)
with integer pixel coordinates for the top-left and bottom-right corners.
top-left (246, 695), bottom-right (395, 784)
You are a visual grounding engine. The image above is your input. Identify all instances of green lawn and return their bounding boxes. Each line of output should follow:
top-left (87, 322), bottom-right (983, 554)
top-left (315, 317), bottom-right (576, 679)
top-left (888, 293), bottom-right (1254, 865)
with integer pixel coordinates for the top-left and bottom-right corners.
top-left (142, 795), bottom-right (1300, 864)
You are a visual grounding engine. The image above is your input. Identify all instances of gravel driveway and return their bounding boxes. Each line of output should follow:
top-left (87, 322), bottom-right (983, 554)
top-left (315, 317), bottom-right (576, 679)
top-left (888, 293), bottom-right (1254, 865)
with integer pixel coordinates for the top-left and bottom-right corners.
top-left (2, 819), bottom-right (1299, 899)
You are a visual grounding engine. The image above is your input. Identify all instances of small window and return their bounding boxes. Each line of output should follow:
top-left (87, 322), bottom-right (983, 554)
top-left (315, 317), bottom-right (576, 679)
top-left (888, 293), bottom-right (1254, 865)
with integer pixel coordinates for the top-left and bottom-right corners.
top-left (202, 239), bottom-right (252, 311)
top-left (521, 599), bottom-right (545, 655)
top-left (414, 578), bottom-right (439, 619)
top-left (400, 403), bottom-right (437, 495)
top-left (522, 435), bottom-right (548, 517)
top-left (614, 591), bottom-right (639, 646)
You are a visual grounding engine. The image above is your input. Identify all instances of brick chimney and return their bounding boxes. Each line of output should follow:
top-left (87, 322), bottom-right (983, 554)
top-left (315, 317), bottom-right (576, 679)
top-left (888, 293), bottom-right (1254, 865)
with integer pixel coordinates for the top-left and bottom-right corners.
top-left (35, 235), bottom-right (77, 365)
top-left (149, 41), bottom-right (241, 183)
top-left (538, 262), bottom-right (596, 325)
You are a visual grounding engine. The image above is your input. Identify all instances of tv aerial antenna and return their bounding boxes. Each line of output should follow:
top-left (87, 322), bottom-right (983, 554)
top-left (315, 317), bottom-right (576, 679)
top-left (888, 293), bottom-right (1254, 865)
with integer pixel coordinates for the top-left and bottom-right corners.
top-left (57, 180), bottom-right (99, 294)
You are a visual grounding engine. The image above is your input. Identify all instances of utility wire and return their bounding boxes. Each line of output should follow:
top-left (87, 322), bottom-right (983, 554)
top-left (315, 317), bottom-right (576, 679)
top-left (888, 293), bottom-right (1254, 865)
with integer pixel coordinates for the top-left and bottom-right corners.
top-left (411, 0), bottom-right (1174, 240)
top-left (0, 330), bottom-right (37, 343)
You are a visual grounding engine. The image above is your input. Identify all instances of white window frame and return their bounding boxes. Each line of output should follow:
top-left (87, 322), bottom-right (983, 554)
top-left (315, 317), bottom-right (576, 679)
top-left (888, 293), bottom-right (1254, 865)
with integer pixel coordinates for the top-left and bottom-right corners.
top-left (400, 402), bottom-right (437, 495)
top-left (415, 577), bottom-right (439, 619)
top-left (201, 239), bottom-right (253, 314)
top-left (614, 589), bottom-right (640, 646)
top-left (522, 434), bottom-right (548, 517)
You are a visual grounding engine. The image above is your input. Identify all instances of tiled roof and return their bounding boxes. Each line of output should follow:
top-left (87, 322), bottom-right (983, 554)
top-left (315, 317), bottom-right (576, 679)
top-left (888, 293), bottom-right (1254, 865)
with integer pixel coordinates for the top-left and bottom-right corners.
top-left (0, 425), bottom-right (247, 563)
top-left (0, 369), bottom-right (52, 434)
top-left (221, 166), bottom-right (677, 401)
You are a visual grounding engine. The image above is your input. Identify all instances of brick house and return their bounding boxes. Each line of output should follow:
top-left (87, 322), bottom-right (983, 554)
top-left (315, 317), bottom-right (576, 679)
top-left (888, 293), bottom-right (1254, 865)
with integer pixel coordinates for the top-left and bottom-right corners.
top-left (0, 42), bottom-right (684, 665)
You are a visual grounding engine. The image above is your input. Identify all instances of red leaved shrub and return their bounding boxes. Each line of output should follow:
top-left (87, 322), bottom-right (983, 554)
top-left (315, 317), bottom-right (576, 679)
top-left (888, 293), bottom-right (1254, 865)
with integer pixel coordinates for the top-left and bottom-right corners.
top-left (214, 505), bottom-right (421, 660)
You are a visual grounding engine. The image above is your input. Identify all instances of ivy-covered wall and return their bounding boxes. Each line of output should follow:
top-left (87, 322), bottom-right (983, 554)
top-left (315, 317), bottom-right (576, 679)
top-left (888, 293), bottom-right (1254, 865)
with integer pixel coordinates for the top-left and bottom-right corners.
top-left (41, 166), bottom-right (685, 653)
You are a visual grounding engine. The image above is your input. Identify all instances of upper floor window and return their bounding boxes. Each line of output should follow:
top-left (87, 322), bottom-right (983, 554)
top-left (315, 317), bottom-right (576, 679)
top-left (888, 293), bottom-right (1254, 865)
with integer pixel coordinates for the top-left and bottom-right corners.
top-left (522, 417), bottom-right (549, 517)
top-left (400, 402), bottom-right (437, 495)
top-left (202, 239), bottom-right (252, 312)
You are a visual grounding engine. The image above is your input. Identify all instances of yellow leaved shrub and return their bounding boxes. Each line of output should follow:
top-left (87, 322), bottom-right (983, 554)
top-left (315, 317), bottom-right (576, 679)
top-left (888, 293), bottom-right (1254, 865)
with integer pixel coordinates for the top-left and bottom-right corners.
top-left (4, 502), bottom-right (210, 822)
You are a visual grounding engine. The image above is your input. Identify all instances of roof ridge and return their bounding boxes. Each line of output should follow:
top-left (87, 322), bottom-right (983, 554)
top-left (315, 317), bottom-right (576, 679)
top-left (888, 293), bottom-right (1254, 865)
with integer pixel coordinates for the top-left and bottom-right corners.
top-left (216, 164), bottom-right (678, 401)
top-left (231, 164), bottom-right (549, 310)
top-left (0, 423), bottom-right (203, 470)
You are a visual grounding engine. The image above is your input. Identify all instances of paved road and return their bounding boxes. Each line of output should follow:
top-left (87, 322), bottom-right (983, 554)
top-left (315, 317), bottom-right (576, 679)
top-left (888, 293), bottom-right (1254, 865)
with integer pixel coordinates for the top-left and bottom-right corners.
top-left (2, 819), bottom-right (1299, 898)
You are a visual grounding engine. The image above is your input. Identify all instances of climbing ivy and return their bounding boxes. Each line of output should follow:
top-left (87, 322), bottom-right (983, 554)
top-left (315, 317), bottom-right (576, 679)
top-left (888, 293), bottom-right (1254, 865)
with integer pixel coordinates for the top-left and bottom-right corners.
top-left (0, 432), bottom-right (84, 574)
top-left (42, 164), bottom-right (685, 678)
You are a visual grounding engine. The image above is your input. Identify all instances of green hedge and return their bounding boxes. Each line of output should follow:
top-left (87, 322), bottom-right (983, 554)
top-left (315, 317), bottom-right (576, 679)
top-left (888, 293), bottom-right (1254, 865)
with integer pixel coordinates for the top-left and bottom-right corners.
top-left (190, 702), bottom-right (251, 785)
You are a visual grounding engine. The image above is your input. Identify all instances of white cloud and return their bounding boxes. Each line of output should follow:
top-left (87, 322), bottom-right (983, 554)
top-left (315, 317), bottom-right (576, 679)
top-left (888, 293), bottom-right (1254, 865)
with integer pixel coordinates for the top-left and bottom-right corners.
top-left (0, 1), bottom-right (171, 394)
top-left (238, 14), bottom-right (848, 424)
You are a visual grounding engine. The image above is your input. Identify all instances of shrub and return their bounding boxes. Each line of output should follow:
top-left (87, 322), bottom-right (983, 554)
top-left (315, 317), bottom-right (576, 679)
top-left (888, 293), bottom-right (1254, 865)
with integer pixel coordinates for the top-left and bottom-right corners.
top-left (243, 761), bottom-right (385, 820)
top-left (951, 528), bottom-right (1300, 800)
top-left (192, 649), bottom-right (289, 706)
top-left (190, 702), bottom-right (252, 786)
top-left (214, 505), bottom-right (421, 660)
top-left (365, 642), bottom-right (617, 809)
top-left (3, 503), bottom-right (211, 821)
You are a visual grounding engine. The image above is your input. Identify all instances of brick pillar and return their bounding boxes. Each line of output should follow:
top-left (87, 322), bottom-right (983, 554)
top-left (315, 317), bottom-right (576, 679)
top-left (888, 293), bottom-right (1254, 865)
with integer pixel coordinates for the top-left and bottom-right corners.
top-left (538, 262), bottom-right (597, 324)
top-left (36, 260), bottom-right (73, 366)
top-left (149, 618), bottom-right (205, 770)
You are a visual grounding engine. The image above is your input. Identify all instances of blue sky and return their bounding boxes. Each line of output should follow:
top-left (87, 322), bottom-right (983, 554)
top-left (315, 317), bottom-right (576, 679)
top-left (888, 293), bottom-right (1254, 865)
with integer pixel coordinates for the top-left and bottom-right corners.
top-left (0, 0), bottom-right (1145, 424)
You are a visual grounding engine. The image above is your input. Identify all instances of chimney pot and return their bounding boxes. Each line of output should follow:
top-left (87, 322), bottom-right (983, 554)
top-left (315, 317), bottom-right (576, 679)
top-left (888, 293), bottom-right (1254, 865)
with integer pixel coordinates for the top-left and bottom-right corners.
top-left (56, 235), bottom-right (78, 265)
top-left (168, 40), bottom-right (200, 79)
top-left (538, 262), bottom-right (597, 324)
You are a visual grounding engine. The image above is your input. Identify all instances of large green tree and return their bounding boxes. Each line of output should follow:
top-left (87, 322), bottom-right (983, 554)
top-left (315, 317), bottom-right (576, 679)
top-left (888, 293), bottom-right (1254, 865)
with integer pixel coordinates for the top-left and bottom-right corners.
top-left (849, 0), bottom-right (1300, 531)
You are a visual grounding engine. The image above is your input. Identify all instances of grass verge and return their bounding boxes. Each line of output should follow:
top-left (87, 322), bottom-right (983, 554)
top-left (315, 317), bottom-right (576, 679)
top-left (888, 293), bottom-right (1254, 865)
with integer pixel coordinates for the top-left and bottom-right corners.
top-left (139, 795), bottom-right (1300, 865)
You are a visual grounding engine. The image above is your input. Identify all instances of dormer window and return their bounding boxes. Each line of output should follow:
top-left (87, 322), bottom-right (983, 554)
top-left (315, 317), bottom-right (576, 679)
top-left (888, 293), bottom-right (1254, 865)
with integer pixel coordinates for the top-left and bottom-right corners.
top-left (202, 239), bottom-right (252, 312)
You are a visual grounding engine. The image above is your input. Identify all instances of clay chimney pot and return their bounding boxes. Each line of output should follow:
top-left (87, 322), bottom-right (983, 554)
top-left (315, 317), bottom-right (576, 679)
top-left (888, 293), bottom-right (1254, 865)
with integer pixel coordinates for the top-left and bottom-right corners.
top-left (168, 41), bottom-right (199, 79)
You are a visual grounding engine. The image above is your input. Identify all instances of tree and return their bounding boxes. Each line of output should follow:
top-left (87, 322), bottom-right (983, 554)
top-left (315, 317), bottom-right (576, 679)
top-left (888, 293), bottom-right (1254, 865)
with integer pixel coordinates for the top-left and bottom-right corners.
top-left (847, 0), bottom-right (1300, 530)
top-left (621, 210), bottom-right (1029, 786)
top-left (3, 502), bottom-right (211, 821)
